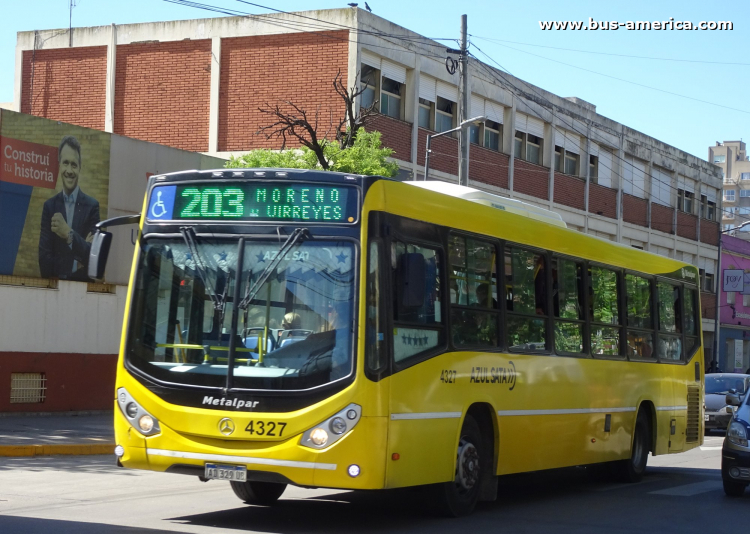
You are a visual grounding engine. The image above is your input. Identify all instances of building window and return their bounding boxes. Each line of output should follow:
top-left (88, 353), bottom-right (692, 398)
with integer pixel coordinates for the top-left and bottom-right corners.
top-left (564, 151), bottom-right (579, 176)
top-left (380, 76), bottom-right (402, 119)
top-left (725, 190), bottom-right (736, 202)
top-left (418, 97), bottom-right (432, 129)
top-left (743, 294), bottom-right (750, 307)
top-left (728, 291), bottom-right (736, 305)
top-left (554, 146), bottom-right (563, 172)
top-left (714, 155), bottom-right (726, 163)
top-left (360, 64), bottom-right (378, 109)
top-left (435, 96), bottom-right (455, 134)
top-left (677, 189), bottom-right (694, 213)
top-left (700, 194), bottom-right (716, 221)
top-left (484, 120), bottom-right (501, 151)
top-left (704, 272), bottom-right (714, 293)
top-left (526, 134), bottom-right (541, 164)
top-left (742, 172), bottom-right (750, 181)
top-left (468, 125), bottom-right (480, 145)
top-left (514, 131), bottom-right (541, 164)
top-left (589, 155), bottom-right (598, 181)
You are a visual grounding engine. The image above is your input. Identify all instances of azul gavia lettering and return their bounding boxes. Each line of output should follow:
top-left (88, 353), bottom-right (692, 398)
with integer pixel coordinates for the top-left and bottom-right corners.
top-left (469, 361), bottom-right (517, 390)
top-left (202, 396), bottom-right (259, 410)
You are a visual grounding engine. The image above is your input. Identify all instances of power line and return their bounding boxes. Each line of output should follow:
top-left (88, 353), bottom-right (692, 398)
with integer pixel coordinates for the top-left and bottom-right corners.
top-left (234, 0), bottom-right (454, 50)
top-left (469, 44), bottom-right (734, 223)
top-left (482, 41), bottom-right (750, 116)
top-left (161, 0), bottom-right (451, 60)
top-left (470, 35), bottom-right (750, 67)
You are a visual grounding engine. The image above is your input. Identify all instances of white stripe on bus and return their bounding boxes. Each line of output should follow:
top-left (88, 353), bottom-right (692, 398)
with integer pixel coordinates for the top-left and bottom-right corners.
top-left (390, 412), bottom-right (462, 420)
top-left (148, 448), bottom-right (336, 470)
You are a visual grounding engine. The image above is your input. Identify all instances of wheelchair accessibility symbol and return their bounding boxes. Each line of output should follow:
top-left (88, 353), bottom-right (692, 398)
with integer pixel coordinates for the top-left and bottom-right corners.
top-left (151, 191), bottom-right (167, 218)
top-left (148, 186), bottom-right (175, 220)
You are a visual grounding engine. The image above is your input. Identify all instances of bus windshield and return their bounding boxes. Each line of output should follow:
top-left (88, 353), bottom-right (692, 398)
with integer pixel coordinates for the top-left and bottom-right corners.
top-left (127, 236), bottom-right (356, 391)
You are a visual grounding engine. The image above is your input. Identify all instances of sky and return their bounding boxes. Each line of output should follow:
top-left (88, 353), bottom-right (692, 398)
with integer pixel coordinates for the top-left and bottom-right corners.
top-left (1, 0), bottom-right (747, 160)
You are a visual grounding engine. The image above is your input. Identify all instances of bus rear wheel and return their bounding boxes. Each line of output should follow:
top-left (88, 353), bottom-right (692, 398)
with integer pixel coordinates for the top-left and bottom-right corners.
top-left (230, 480), bottom-right (286, 506)
top-left (613, 411), bottom-right (650, 483)
top-left (436, 414), bottom-right (486, 517)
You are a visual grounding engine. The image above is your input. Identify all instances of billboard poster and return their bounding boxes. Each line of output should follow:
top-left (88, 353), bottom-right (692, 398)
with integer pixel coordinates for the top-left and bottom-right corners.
top-left (723, 269), bottom-right (744, 293)
top-left (0, 111), bottom-right (110, 281)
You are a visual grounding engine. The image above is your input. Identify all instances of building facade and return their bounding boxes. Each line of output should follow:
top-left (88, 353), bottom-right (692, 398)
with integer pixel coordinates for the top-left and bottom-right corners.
top-left (718, 235), bottom-right (750, 373)
top-left (10, 8), bottom-right (724, 409)
top-left (713, 141), bottom-right (750, 238)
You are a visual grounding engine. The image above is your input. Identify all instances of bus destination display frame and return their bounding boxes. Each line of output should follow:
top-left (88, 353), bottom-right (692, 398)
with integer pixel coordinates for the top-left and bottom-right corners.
top-left (146, 181), bottom-right (359, 224)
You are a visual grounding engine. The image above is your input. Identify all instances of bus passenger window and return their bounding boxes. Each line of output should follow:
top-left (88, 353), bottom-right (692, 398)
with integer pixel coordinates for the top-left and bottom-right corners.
top-left (392, 240), bottom-right (444, 362)
top-left (365, 242), bottom-right (386, 374)
top-left (505, 247), bottom-right (547, 351)
top-left (626, 274), bottom-right (655, 359)
top-left (589, 266), bottom-right (621, 356)
top-left (553, 258), bottom-right (584, 354)
top-left (657, 282), bottom-right (682, 360)
top-left (449, 235), bottom-right (498, 347)
top-left (684, 288), bottom-right (699, 356)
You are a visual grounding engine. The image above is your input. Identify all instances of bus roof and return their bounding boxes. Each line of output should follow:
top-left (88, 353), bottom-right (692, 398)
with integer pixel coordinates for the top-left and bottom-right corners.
top-left (406, 181), bottom-right (567, 228)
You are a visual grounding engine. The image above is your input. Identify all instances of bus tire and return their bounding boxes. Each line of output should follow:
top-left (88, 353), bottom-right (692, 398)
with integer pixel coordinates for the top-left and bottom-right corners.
top-left (613, 411), bottom-right (650, 483)
top-left (230, 480), bottom-right (286, 506)
top-left (437, 414), bottom-right (485, 517)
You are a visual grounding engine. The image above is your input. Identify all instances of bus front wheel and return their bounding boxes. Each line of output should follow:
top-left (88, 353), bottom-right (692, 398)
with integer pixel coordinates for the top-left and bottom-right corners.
top-left (437, 414), bottom-right (486, 517)
top-left (230, 480), bottom-right (286, 506)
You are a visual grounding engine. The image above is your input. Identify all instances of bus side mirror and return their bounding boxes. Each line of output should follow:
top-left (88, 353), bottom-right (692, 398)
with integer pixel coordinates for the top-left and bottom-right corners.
top-left (399, 253), bottom-right (426, 307)
top-left (88, 230), bottom-right (113, 281)
top-left (726, 392), bottom-right (742, 407)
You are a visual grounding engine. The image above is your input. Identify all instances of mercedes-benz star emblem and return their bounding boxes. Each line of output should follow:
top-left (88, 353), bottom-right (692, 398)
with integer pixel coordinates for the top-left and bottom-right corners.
top-left (218, 418), bottom-right (235, 436)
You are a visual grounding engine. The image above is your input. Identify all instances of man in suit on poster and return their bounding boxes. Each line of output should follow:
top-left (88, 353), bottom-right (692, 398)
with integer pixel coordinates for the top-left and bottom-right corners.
top-left (38, 135), bottom-right (100, 281)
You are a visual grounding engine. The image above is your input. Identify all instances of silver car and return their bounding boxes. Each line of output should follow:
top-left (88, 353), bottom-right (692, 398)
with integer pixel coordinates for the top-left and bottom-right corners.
top-left (705, 374), bottom-right (750, 433)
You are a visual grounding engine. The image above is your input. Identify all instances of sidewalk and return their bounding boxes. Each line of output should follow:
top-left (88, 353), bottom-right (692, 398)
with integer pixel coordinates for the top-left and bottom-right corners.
top-left (0, 412), bottom-right (115, 457)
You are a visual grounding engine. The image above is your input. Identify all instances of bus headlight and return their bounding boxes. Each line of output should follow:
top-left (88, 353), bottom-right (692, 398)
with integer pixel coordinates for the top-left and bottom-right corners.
top-left (310, 428), bottom-right (329, 446)
top-left (117, 387), bottom-right (161, 436)
top-left (301, 404), bottom-right (361, 449)
top-left (728, 421), bottom-right (748, 448)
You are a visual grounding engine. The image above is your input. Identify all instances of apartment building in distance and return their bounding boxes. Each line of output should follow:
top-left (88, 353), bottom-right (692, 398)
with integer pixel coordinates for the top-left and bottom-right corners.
top-left (713, 141), bottom-right (750, 238)
top-left (13, 8), bottom-right (722, 360)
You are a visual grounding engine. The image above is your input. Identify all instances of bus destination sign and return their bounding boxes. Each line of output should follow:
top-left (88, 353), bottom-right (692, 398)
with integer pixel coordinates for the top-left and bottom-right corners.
top-left (147, 183), bottom-right (355, 223)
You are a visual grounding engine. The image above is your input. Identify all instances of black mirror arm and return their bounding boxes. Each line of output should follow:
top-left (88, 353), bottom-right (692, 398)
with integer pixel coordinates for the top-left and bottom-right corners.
top-left (95, 214), bottom-right (141, 231)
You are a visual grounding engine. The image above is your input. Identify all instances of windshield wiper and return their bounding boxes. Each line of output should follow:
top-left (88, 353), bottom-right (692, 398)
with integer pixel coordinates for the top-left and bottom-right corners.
top-left (238, 227), bottom-right (310, 310)
top-left (180, 227), bottom-right (224, 311)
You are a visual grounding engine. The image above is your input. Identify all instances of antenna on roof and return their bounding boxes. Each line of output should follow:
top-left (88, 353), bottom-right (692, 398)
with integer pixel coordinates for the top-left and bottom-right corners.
top-left (69, 0), bottom-right (79, 47)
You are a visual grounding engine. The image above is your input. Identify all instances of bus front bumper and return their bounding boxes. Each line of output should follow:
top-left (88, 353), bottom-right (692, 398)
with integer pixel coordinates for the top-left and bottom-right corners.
top-left (114, 407), bottom-right (388, 490)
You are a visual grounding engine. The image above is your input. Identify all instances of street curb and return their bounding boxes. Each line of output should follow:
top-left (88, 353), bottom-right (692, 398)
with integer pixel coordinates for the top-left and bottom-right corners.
top-left (0, 443), bottom-right (115, 457)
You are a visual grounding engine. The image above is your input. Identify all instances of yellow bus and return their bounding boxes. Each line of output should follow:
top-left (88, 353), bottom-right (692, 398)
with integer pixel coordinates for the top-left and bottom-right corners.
top-left (91, 169), bottom-right (704, 516)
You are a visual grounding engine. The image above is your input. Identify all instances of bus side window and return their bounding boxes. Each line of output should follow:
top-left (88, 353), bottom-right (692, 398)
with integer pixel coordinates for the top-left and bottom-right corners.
top-left (553, 258), bottom-right (584, 354)
top-left (391, 240), bottom-right (444, 362)
top-left (589, 266), bottom-right (621, 356)
top-left (626, 274), bottom-right (654, 360)
top-left (365, 241), bottom-right (387, 374)
top-left (683, 287), bottom-right (699, 356)
top-left (657, 281), bottom-right (682, 361)
top-left (505, 246), bottom-right (547, 351)
top-left (448, 234), bottom-right (498, 348)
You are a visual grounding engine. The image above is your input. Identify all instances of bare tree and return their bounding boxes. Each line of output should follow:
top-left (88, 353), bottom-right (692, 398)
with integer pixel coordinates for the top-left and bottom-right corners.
top-left (256, 70), bottom-right (379, 170)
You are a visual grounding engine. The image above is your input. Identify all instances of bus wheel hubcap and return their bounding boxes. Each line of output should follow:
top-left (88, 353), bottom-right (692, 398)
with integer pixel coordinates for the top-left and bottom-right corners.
top-left (457, 439), bottom-right (480, 492)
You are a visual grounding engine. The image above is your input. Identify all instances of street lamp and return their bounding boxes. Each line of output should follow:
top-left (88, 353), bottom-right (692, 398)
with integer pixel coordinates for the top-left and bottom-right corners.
top-left (423, 116), bottom-right (486, 182)
top-left (712, 219), bottom-right (750, 372)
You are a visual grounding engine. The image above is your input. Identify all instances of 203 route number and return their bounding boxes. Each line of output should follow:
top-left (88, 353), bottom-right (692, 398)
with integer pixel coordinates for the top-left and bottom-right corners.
top-left (440, 369), bottom-right (456, 383)
top-left (245, 420), bottom-right (287, 437)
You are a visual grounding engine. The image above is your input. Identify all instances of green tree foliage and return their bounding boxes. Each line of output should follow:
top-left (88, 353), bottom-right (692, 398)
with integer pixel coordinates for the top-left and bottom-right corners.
top-left (225, 130), bottom-right (399, 177)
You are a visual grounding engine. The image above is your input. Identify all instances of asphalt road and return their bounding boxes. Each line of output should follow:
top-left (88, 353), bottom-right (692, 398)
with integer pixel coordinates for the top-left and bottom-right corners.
top-left (0, 434), bottom-right (746, 534)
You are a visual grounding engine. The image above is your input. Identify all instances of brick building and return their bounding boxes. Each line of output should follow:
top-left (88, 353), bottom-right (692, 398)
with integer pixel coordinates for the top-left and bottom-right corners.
top-left (13, 8), bottom-right (722, 360)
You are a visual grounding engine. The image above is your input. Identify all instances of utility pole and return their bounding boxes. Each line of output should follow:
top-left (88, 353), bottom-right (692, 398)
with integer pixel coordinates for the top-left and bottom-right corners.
top-left (458, 14), bottom-right (469, 186)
